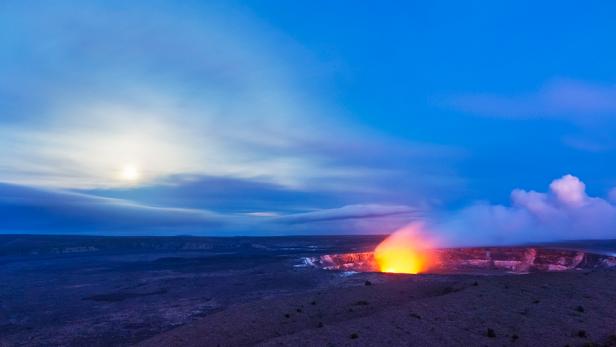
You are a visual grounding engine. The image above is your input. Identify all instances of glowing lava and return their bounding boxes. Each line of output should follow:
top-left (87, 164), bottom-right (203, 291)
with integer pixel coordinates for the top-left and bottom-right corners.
top-left (374, 223), bottom-right (436, 274)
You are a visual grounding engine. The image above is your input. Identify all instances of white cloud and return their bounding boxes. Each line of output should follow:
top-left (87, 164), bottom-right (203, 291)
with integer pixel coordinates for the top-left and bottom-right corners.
top-left (436, 174), bottom-right (616, 246)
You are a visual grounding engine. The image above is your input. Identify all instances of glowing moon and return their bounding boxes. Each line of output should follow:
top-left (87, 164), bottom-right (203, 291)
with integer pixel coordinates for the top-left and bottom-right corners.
top-left (120, 165), bottom-right (140, 181)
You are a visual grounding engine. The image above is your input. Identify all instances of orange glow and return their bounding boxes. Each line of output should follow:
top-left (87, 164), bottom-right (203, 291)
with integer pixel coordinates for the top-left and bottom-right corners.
top-left (374, 223), bottom-right (436, 274)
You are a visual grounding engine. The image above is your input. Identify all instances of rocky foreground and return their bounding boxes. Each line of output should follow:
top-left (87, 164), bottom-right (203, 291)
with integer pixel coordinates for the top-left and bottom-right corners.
top-left (138, 269), bottom-right (616, 347)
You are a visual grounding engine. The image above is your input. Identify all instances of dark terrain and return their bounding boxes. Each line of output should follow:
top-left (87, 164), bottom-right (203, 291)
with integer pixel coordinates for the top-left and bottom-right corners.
top-left (140, 270), bottom-right (616, 347)
top-left (1, 235), bottom-right (615, 346)
top-left (0, 235), bottom-right (384, 346)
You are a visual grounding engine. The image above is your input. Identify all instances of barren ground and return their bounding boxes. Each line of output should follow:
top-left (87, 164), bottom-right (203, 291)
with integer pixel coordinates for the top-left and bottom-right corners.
top-left (1, 236), bottom-right (616, 347)
top-left (138, 269), bottom-right (616, 347)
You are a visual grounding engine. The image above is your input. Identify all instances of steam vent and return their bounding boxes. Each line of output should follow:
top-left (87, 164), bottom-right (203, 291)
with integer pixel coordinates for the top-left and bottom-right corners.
top-left (307, 247), bottom-right (616, 274)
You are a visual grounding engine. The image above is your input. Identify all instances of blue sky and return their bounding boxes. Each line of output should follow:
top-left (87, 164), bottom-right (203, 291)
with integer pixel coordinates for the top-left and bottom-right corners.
top-left (2, 1), bottom-right (616, 243)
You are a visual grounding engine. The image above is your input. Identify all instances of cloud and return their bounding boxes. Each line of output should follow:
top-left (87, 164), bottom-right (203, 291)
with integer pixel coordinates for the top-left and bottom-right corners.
top-left (276, 204), bottom-right (420, 224)
top-left (79, 174), bottom-right (342, 213)
top-left (0, 0), bottom-right (461, 202)
top-left (0, 1), bottom-right (329, 189)
top-left (610, 188), bottom-right (616, 203)
top-left (448, 78), bottom-right (616, 121)
top-left (0, 2), bottom-right (461, 237)
top-left (10, 174), bottom-right (616, 242)
top-left (0, 181), bottom-right (424, 236)
top-left (435, 174), bottom-right (616, 246)
top-left (0, 183), bottom-right (227, 234)
top-left (260, 204), bottom-right (422, 236)
top-left (548, 174), bottom-right (587, 206)
top-left (561, 136), bottom-right (612, 152)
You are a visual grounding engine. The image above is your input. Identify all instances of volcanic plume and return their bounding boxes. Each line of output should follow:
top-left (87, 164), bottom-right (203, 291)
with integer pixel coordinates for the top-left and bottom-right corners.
top-left (373, 223), bottom-right (438, 274)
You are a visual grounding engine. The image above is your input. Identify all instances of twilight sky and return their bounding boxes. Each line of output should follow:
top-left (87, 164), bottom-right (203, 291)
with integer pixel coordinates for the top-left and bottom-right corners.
top-left (2, 1), bottom-right (616, 244)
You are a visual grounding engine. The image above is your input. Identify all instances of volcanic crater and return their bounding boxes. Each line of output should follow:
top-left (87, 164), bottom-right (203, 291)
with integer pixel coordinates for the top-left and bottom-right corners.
top-left (306, 247), bottom-right (616, 274)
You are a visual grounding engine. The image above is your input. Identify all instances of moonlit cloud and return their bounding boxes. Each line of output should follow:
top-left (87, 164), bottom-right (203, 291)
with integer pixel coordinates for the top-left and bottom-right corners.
top-left (0, 0), bottom-right (458, 198)
top-left (0, 1), bottom-right (327, 189)
top-left (7, 2), bottom-right (615, 241)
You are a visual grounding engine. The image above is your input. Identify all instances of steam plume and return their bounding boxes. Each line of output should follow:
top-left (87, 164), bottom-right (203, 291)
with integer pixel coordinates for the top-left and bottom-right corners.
top-left (436, 174), bottom-right (616, 246)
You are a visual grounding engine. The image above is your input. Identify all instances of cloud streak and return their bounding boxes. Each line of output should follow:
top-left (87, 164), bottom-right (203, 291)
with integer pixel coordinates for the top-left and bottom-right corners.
top-left (0, 182), bottom-right (422, 236)
top-left (276, 204), bottom-right (420, 224)
top-left (4, 174), bottom-right (616, 244)
top-left (449, 78), bottom-right (616, 121)
top-left (0, 183), bottom-right (227, 234)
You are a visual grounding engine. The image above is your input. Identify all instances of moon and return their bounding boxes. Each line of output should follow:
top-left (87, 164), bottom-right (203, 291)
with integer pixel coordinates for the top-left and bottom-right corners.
top-left (120, 165), bottom-right (140, 181)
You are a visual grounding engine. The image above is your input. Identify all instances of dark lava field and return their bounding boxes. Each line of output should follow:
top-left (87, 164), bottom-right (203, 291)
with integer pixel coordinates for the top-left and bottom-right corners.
top-left (1, 235), bottom-right (615, 346)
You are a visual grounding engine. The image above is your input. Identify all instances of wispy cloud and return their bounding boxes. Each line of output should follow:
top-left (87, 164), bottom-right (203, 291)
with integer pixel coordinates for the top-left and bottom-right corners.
top-left (0, 1), bottom-right (463, 237)
top-left (78, 174), bottom-right (340, 213)
top-left (266, 204), bottom-right (422, 236)
top-left (0, 0), bottom-right (460, 201)
top-left (276, 204), bottom-right (420, 224)
top-left (0, 183), bottom-right (227, 234)
top-left (6, 173), bottom-right (616, 242)
top-left (0, 1), bottom-right (329, 189)
top-left (448, 78), bottom-right (616, 121)
top-left (0, 182), bottom-right (421, 235)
